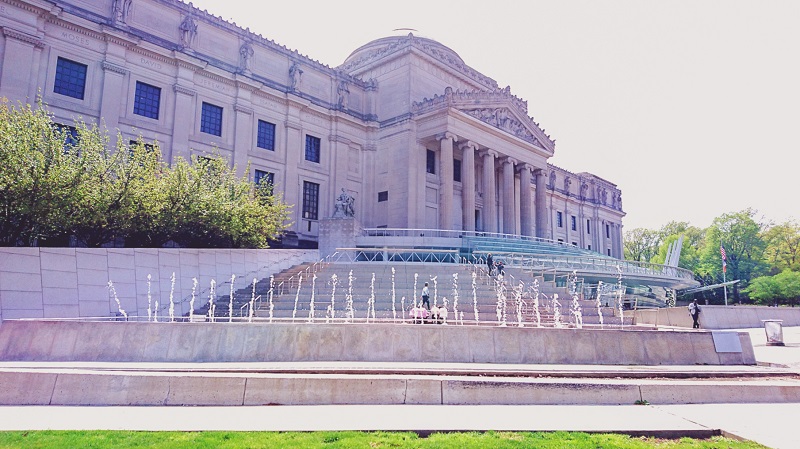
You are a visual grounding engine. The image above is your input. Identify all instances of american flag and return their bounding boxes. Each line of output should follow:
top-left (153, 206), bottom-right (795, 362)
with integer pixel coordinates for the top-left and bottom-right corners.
top-left (720, 245), bottom-right (727, 273)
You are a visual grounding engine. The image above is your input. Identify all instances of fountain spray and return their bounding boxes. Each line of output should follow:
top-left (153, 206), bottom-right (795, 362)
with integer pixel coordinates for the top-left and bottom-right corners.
top-left (189, 277), bottom-right (197, 322)
top-left (169, 272), bottom-right (176, 322)
top-left (248, 278), bottom-right (256, 322)
top-left (107, 280), bottom-right (127, 320)
top-left (228, 274), bottom-right (236, 323)
top-left (146, 274), bottom-right (152, 322)
top-left (472, 271), bottom-right (479, 324)
top-left (292, 274), bottom-right (302, 321)
top-left (308, 273), bottom-right (317, 322)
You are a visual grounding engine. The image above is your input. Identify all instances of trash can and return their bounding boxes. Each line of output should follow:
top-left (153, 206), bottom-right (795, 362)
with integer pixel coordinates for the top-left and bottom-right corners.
top-left (762, 319), bottom-right (785, 346)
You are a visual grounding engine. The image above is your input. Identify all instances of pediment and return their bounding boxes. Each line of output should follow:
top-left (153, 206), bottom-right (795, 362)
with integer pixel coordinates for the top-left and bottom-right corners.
top-left (412, 87), bottom-right (556, 151)
top-left (461, 107), bottom-right (544, 147)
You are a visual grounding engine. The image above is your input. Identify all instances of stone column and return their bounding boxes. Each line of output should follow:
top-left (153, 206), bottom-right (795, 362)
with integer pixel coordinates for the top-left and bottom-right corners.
top-left (438, 133), bottom-right (455, 230)
top-left (0, 29), bottom-right (41, 103)
top-left (460, 141), bottom-right (477, 232)
top-left (502, 157), bottom-right (516, 235)
top-left (170, 84), bottom-right (196, 164)
top-left (232, 104), bottom-right (253, 176)
top-left (534, 168), bottom-right (548, 239)
top-left (518, 164), bottom-right (533, 237)
top-left (481, 150), bottom-right (498, 233)
top-left (99, 61), bottom-right (128, 149)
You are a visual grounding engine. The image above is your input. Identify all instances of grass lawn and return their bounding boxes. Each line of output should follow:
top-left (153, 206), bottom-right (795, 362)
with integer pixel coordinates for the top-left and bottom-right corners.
top-left (0, 431), bottom-right (768, 448)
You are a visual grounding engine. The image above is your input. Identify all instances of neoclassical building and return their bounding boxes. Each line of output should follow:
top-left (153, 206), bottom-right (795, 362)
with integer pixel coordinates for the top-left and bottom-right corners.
top-left (0, 0), bottom-right (625, 256)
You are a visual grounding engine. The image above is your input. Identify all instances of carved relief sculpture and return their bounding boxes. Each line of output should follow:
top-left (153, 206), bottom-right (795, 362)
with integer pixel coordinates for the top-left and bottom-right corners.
top-left (179, 15), bottom-right (197, 49)
top-left (289, 63), bottom-right (303, 91)
top-left (239, 41), bottom-right (254, 72)
top-left (114, 0), bottom-right (133, 24)
top-left (337, 80), bottom-right (350, 110)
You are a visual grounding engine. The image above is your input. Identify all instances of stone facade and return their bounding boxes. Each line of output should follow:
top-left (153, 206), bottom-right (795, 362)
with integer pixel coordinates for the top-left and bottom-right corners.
top-left (0, 0), bottom-right (624, 255)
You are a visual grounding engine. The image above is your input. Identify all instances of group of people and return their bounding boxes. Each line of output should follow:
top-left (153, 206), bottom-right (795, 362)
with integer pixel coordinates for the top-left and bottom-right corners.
top-left (485, 253), bottom-right (504, 277)
top-left (409, 282), bottom-right (448, 324)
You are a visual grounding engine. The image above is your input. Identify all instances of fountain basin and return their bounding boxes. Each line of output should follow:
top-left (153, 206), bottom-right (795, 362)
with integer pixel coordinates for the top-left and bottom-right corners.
top-left (0, 320), bottom-right (755, 365)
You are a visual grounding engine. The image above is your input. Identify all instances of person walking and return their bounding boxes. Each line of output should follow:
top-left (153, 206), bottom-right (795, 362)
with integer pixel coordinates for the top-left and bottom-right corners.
top-left (421, 282), bottom-right (430, 310)
top-left (486, 253), bottom-right (494, 276)
top-left (688, 298), bottom-right (701, 329)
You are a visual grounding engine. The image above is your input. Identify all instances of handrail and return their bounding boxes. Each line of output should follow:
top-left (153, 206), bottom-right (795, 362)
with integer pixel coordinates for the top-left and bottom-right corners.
top-left (361, 227), bottom-right (567, 246)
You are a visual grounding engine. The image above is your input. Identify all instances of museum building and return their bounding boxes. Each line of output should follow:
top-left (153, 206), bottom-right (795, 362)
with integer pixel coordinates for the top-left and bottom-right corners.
top-left (0, 0), bottom-right (625, 256)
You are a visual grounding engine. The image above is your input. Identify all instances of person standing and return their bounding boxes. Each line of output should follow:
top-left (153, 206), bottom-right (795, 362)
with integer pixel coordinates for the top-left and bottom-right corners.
top-left (421, 282), bottom-right (430, 310)
top-left (688, 299), bottom-right (701, 329)
top-left (486, 253), bottom-right (494, 276)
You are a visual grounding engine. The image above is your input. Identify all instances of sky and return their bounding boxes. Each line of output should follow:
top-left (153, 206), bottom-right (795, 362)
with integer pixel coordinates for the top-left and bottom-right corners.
top-left (188, 0), bottom-right (800, 231)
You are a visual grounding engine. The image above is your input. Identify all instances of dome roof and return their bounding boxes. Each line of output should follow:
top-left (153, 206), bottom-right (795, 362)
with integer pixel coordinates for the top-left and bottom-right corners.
top-left (342, 33), bottom-right (465, 67)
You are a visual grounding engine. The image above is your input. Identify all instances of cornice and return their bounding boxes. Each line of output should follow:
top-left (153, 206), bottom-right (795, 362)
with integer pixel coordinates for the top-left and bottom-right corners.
top-left (3, 0), bottom-right (46, 15)
top-left (101, 61), bottom-right (128, 75)
top-left (173, 84), bottom-right (196, 96)
top-left (129, 45), bottom-right (175, 66)
top-left (1, 27), bottom-right (44, 48)
top-left (45, 16), bottom-right (104, 41)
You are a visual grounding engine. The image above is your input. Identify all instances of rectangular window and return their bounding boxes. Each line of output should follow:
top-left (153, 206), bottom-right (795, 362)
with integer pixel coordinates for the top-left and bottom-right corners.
top-left (254, 169), bottom-right (274, 188)
top-left (54, 57), bottom-right (88, 100)
top-left (453, 159), bottom-right (462, 182)
top-left (133, 81), bottom-right (161, 119)
top-left (378, 191), bottom-right (388, 202)
top-left (572, 242), bottom-right (577, 247)
top-left (607, 248), bottom-right (612, 256)
top-left (587, 219), bottom-right (591, 234)
top-left (302, 181), bottom-right (319, 220)
top-left (305, 135), bottom-right (321, 163)
top-left (426, 149), bottom-right (436, 174)
top-left (556, 211), bottom-right (563, 228)
top-left (257, 120), bottom-right (276, 150)
top-left (571, 215), bottom-right (577, 231)
top-left (606, 224), bottom-right (611, 238)
top-left (200, 102), bottom-right (223, 136)
top-left (588, 244), bottom-right (592, 251)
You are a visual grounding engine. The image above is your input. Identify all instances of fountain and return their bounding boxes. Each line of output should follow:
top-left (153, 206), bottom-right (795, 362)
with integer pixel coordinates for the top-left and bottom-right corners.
top-left (391, 267), bottom-right (397, 320)
top-left (329, 273), bottom-right (338, 320)
top-left (472, 271), bottom-right (479, 324)
top-left (616, 265), bottom-right (624, 328)
top-left (596, 280), bottom-right (605, 327)
top-left (531, 278), bottom-right (541, 327)
top-left (189, 277), bottom-right (197, 322)
top-left (345, 270), bottom-right (354, 322)
top-left (367, 273), bottom-right (376, 322)
top-left (552, 293), bottom-right (562, 328)
top-left (106, 280), bottom-right (127, 320)
top-left (568, 271), bottom-right (583, 329)
top-left (430, 275), bottom-right (438, 307)
top-left (226, 274), bottom-right (235, 322)
top-left (292, 274), bottom-right (302, 320)
top-left (451, 273), bottom-right (459, 325)
top-left (268, 275), bottom-right (274, 323)
top-left (307, 273), bottom-right (317, 322)
top-left (514, 281), bottom-right (524, 327)
top-left (169, 272), bottom-right (176, 322)
top-left (248, 278), bottom-right (256, 322)
top-left (146, 274), bottom-right (152, 322)
top-left (206, 279), bottom-right (216, 322)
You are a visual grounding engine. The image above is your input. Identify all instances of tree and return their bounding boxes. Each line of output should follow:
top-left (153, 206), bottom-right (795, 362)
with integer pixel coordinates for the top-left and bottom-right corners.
top-left (698, 209), bottom-right (768, 301)
top-left (762, 220), bottom-right (800, 274)
top-left (624, 227), bottom-right (660, 262)
top-left (0, 100), bottom-right (290, 248)
top-left (746, 270), bottom-right (800, 306)
top-left (651, 221), bottom-right (705, 271)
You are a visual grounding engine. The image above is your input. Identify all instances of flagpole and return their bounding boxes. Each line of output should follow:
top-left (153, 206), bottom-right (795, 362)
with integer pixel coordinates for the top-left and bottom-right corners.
top-left (723, 268), bottom-right (728, 306)
top-left (721, 243), bottom-right (728, 306)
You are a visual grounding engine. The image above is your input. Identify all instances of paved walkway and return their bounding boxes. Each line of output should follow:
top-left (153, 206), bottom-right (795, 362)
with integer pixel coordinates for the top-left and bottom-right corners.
top-left (1, 325), bottom-right (799, 448)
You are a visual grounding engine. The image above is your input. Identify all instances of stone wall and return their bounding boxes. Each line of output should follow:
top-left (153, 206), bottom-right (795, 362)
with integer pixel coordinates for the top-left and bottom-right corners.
top-left (0, 248), bottom-right (318, 320)
top-left (633, 305), bottom-right (800, 329)
top-left (0, 320), bottom-right (756, 366)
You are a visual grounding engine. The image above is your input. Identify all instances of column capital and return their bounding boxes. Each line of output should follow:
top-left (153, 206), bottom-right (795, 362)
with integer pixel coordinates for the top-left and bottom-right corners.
top-left (459, 140), bottom-right (478, 151)
top-left (501, 156), bottom-right (518, 166)
top-left (516, 163), bottom-right (533, 175)
top-left (479, 148), bottom-right (499, 159)
top-left (436, 132), bottom-right (457, 142)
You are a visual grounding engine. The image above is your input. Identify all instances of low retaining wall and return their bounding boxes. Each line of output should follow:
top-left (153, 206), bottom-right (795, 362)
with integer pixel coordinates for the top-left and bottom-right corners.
top-left (0, 248), bottom-right (317, 320)
top-left (633, 305), bottom-right (800, 329)
top-left (0, 320), bottom-right (756, 365)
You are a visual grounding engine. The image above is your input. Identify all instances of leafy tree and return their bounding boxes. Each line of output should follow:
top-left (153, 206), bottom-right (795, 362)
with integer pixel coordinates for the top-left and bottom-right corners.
top-left (697, 209), bottom-right (768, 301)
top-left (746, 270), bottom-right (800, 306)
top-left (651, 221), bottom-right (705, 271)
top-left (623, 227), bottom-right (660, 262)
top-left (0, 99), bottom-right (290, 248)
top-left (762, 220), bottom-right (800, 274)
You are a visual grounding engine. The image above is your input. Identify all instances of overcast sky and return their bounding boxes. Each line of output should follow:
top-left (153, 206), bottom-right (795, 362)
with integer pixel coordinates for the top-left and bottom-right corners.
top-left (188, 0), bottom-right (799, 231)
